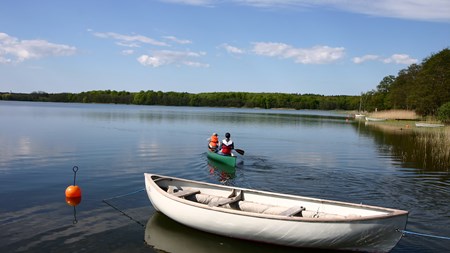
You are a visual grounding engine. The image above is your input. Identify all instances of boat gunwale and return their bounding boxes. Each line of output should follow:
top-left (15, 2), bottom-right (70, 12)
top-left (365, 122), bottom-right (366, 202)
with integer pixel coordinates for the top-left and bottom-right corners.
top-left (206, 150), bottom-right (237, 166)
top-left (207, 150), bottom-right (237, 159)
top-left (146, 174), bottom-right (408, 223)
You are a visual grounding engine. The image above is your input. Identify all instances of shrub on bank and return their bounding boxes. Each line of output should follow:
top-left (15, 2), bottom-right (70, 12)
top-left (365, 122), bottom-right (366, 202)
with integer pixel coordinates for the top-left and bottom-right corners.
top-left (437, 102), bottom-right (450, 124)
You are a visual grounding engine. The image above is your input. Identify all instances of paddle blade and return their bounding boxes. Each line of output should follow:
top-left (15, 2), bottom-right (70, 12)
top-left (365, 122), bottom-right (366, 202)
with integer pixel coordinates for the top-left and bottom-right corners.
top-left (235, 149), bottom-right (245, 155)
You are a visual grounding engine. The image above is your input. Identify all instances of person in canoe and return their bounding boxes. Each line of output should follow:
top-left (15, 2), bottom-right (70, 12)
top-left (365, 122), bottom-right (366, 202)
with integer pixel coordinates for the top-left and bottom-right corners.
top-left (208, 132), bottom-right (219, 152)
top-left (219, 132), bottom-right (234, 156)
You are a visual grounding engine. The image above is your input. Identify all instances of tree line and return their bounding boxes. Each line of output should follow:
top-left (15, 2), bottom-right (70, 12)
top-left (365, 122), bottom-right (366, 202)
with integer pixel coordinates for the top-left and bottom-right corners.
top-left (362, 48), bottom-right (450, 116)
top-left (0, 90), bottom-right (360, 111)
top-left (1, 48), bottom-right (448, 116)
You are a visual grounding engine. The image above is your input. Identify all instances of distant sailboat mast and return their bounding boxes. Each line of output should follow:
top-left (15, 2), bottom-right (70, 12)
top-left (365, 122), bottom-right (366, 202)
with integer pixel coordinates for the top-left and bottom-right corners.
top-left (355, 94), bottom-right (365, 118)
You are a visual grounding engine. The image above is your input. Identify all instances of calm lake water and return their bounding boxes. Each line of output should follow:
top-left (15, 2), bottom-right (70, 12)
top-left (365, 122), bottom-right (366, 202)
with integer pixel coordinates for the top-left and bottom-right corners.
top-left (0, 101), bottom-right (449, 252)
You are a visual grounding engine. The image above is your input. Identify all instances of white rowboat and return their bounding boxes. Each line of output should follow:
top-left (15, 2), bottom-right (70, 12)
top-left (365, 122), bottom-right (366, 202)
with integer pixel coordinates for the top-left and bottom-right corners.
top-left (415, 122), bottom-right (445, 128)
top-left (144, 173), bottom-right (408, 252)
top-left (365, 117), bottom-right (386, 122)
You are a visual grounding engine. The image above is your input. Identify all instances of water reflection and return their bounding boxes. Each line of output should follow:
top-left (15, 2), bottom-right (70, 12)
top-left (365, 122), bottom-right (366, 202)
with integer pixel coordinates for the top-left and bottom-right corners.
top-left (65, 197), bottom-right (81, 224)
top-left (2, 101), bottom-right (449, 252)
top-left (73, 105), bottom-right (350, 127)
top-left (354, 121), bottom-right (450, 171)
top-left (144, 212), bottom-right (340, 253)
top-left (207, 158), bottom-right (236, 184)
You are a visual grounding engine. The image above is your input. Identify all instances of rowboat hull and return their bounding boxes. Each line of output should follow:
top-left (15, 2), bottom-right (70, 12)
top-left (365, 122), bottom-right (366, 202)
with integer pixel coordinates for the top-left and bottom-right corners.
top-left (206, 150), bottom-right (237, 167)
top-left (145, 212), bottom-right (304, 253)
top-left (415, 122), bottom-right (445, 128)
top-left (144, 173), bottom-right (408, 252)
top-left (365, 117), bottom-right (386, 122)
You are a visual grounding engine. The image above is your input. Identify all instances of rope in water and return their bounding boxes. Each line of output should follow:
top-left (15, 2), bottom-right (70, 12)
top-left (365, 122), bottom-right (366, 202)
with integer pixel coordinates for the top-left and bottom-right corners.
top-left (102, 188), bottom-right (145, 201)
top-left (102, 188), bottom-right (147, 228)
top-left (102, 199), bottom-right (145, 227)
top-left (397, 229), bottom-right (450, 240)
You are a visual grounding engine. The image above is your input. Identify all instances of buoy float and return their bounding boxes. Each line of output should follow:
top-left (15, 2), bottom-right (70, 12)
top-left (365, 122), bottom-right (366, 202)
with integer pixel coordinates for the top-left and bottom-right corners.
top-left (65, 185), bottom-right (82, 198)
top-left (65, 166), bottom-right (82, 199)
top-left (65, 196), bottom-right (82, 206)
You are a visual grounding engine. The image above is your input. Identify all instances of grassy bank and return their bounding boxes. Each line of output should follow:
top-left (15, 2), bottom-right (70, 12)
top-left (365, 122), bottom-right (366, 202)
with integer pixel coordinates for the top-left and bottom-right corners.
top-left (367, 110), bottom-right (419, 120)
top-left (414, 127), bottom-right (450, 169)
top-left (362, 110), bottom-right (449, 170)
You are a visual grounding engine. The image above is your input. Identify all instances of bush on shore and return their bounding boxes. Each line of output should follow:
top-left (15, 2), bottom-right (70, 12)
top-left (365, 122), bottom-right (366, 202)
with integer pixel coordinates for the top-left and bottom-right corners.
top-left (437, 102), bottom-right (450, 124)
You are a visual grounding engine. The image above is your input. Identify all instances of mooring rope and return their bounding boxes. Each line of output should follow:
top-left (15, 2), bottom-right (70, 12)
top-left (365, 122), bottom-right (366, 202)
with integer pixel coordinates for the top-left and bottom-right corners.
top-left (102, 188), bottom-right (147, 228)
top-left (397, 229), bottom-right (450, 240)
top-left (102, 188), bottom-right (145, 201)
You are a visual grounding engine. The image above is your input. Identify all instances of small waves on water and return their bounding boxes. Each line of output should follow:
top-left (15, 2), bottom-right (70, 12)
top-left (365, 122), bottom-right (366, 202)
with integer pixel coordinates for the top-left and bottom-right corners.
top-left (222, 153), bottom-right (450, 253)
top-left (233, 153), bottom-right (393, 205)
top-left (2, 103), bottom-right (449, 253)
top-left (389, 168), bottom-right (450, 252)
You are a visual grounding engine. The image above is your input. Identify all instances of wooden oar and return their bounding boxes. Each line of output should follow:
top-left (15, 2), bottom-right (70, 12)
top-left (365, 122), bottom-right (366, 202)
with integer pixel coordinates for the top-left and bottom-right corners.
top-left (234, 149), bottom-right (245, 155)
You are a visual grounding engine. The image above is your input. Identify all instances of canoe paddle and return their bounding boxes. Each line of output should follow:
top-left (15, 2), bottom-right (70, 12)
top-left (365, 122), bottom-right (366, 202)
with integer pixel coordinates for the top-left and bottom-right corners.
top-left (234, 149), bottom-right (245, 155)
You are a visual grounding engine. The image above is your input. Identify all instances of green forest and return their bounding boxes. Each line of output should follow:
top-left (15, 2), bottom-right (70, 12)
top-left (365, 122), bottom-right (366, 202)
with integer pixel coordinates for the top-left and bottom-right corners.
top-left (1, 48), bottom-right (449, 117)
top-left (361, 48), bottom-right (450, 116)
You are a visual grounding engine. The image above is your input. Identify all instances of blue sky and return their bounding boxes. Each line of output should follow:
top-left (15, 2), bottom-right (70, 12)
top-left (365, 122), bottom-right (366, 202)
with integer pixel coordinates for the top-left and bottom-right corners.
top-left (0, 0), bottom-right (449, 95)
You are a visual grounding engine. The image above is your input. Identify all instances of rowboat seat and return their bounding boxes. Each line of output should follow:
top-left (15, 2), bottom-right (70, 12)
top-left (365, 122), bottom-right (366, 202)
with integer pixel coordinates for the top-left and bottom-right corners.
top-left (279, 206), bottom-right (306, 217)
top-left (172, 189), bottom-right (201, 198)
top-left (193, 190), bottom-right (243, 207)
top-left (212, 190), bottom-right (243, 207)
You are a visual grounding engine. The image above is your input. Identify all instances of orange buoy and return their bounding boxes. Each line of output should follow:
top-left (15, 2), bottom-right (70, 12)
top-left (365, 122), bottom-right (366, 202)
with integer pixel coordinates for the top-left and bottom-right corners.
top-left (65, 166), bottom-right (82, 198)
top-left (65, 185), bottom-right (82, 198)
top-left (65, 196), bottom-right (82, 206)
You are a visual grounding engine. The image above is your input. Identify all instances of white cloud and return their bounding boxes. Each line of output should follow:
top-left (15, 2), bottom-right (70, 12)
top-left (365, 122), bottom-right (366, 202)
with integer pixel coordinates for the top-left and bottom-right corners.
top-left (161, 0), bottom-right (450, 22)
top-left (353, 53), bottom-right (417, 64)
top-left (334, 0), bottom-right (450, 22)
top-left (137, 50), bottom-right (209, 67)
top-left (252, 42), bottom-right (345, 64)
top-left (116, 41), bottom-right (141, 48)
top-left (352, 54), bottom-right (380, 64)
top-left (383, 54), bottom-right (417, 64)
top-left (159, 0), bottom-right (215, 6)
top-left (121, 49), bottom-right (134, 55)
top-left (0, 32), bottom-right (77, 64)
top-left (163, 36), bottom-right (192, 44)
top-left (220, 43), bottom-right (245, 54)
top-left (91, 31), bottom-right (168, 47)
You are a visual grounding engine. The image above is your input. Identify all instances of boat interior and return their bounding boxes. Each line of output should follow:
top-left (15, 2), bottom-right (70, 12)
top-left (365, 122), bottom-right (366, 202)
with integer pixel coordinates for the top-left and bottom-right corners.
top-left (159, 183), bottom-right (358, 220)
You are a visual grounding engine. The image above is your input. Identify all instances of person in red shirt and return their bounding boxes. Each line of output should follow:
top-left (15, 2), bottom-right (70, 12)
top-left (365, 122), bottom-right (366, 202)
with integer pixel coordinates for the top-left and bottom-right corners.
top-left (219, 132), bottom-right (234, 156)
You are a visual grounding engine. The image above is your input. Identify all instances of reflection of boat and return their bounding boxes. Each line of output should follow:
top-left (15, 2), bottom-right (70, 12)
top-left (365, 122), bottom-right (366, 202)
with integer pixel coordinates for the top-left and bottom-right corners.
top-left (207, 150), bottom-right (237, 167)
top-left (145, 212), bottom-right (316, 253)
top-left (365, 117), bottom-right (386, 122)
top-left (145, 212), bottom-right (222, 253)
top-left (144, 174), bottom-right (408, 253)
top-left (415, 122), bottom-right (445, 128)
top-left (207, 159), bottom-right (236, 182)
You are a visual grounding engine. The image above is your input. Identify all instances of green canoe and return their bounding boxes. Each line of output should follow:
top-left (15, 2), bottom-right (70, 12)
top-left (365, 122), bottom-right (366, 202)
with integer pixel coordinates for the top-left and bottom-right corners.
top-left (206, 150), bottom-right (237, 167)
